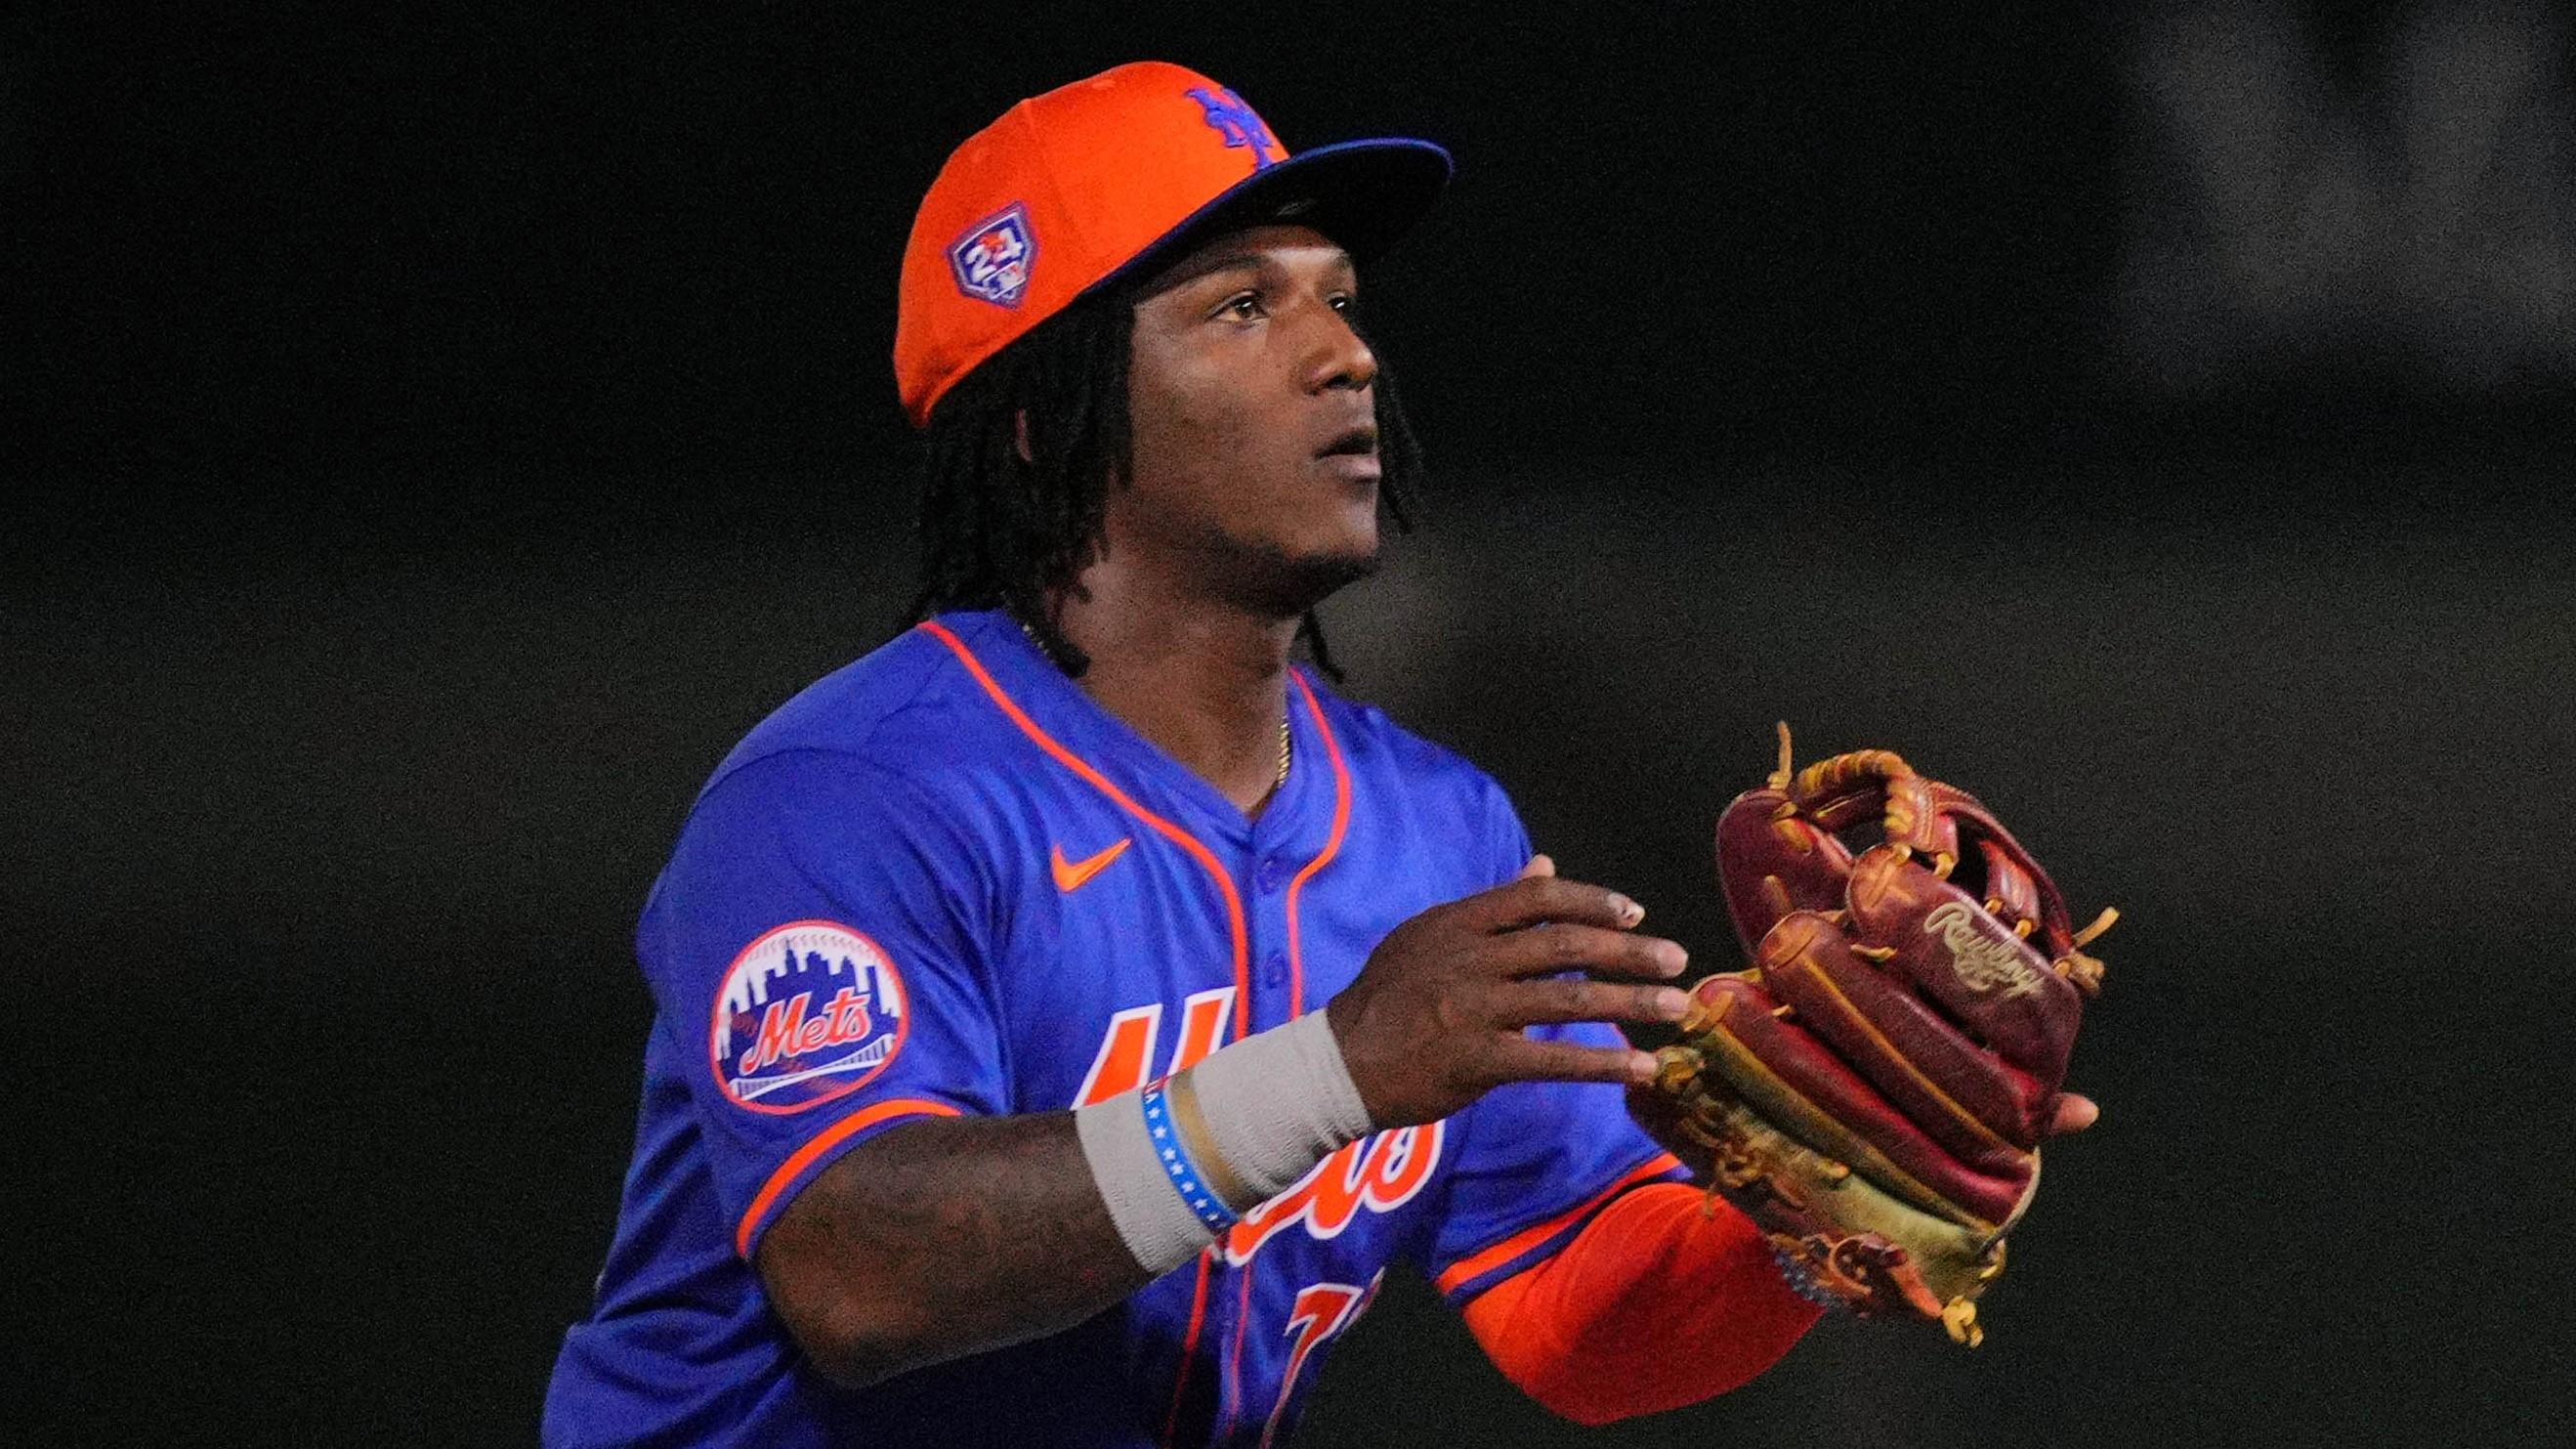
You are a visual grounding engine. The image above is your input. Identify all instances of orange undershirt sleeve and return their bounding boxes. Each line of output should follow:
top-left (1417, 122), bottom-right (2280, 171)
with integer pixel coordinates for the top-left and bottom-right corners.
top-left (1459, 1182), bottom-right (1825, 1426)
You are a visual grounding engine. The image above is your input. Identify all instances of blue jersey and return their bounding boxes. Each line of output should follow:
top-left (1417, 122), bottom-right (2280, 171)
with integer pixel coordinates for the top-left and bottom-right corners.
top-left (544, 610), bottom-right (1679, 1447)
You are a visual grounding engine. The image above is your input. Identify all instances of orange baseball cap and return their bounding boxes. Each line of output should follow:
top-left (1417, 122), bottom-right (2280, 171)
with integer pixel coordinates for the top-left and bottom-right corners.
top-left (894, 61), bottom-right (1452, 428)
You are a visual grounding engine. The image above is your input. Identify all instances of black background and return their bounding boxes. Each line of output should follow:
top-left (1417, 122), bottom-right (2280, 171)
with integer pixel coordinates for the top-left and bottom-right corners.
top-left (10, 3), bottom-right (2573, 1444)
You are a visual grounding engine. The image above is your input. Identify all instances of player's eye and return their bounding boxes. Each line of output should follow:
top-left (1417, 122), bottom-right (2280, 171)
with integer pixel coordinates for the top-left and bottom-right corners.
top-left (1328, 292), bottom-right (1357, 315)
top-left (1215, 290), bottom-right (1266, 322)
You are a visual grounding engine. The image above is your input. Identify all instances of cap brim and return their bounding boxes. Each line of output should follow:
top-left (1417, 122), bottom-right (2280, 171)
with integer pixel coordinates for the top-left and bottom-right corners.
top-left (1088, 137), bottom-right (1455, 298)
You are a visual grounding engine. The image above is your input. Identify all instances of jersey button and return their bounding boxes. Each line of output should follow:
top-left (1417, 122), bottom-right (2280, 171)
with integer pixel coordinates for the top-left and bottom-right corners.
top-left (1261, 952), bottom-right (1288, 987)
top-left (1255, 857), bottom-right (1284, 894)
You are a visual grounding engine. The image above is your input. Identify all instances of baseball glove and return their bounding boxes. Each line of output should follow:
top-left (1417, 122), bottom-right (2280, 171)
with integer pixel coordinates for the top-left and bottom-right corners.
top-left (1645, 726), bottom-right (2112, 1345)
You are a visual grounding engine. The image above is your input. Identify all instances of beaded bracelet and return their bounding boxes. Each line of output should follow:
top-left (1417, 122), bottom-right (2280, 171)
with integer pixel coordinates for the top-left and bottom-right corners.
top-left (1767, 1243), bottom-right (1846, 1311)
top-left (1140, 1078), bottom-right (1239, 1233)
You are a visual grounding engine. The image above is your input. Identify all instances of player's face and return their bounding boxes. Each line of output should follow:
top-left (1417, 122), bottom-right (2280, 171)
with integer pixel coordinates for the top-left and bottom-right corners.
top-left (1119, 224), bottom-right (1382, 616)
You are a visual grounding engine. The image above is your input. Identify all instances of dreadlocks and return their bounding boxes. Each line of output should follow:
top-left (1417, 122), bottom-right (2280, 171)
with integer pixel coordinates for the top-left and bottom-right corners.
top-left (907, 284), bottom-right (1423, 680)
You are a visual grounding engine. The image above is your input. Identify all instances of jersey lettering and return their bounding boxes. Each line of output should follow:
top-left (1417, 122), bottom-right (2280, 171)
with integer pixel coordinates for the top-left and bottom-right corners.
top-left (1074, 1003), bottom-right (1161, 1108)
top-left (1259, 1273), bottom-right (1382, 1449)
top-left (1221, 1121), bottom-right (1444, 1262)
top-left (1166, 988), bottom-right (1233, 1078)
top-left (1071, 988), bottom-right (1238, 1108)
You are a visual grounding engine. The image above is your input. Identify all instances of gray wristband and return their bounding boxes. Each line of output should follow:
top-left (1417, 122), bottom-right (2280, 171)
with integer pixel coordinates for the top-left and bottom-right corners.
top-left (1075, 1087), bottom-right (1216, 1277)
top-left (1075, 1008), bottom-right (1376, 1276)
top-left (1191, 1007), bottom-right (1374, 1201)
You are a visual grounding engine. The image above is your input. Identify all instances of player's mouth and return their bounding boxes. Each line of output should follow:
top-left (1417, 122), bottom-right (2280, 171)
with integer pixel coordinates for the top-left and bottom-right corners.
top-left (1314, 425), bottom-right (1380, 482)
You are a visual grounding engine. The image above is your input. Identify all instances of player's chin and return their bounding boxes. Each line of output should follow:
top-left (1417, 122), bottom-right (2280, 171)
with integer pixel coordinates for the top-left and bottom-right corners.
top-left (1299, 474), bottom-right (1382, 556)
top-left (1226, 535), bottom-right (1379, 617)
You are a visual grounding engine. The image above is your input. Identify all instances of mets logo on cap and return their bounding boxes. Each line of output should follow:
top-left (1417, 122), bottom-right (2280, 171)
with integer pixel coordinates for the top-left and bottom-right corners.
top-left (709, 920), bottom-right (909, 1115)
top-left (948, 202), bottom-right (1036, 308)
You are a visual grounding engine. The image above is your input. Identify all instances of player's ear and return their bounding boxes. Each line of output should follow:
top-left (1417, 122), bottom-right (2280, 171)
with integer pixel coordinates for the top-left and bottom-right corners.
top-left (1013, 408), bottom-right (1034, 466)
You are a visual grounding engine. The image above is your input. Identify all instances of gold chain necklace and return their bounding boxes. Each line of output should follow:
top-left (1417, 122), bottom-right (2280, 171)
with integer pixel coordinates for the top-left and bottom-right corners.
top-left (1014, 613), bottom-right (1290, 789)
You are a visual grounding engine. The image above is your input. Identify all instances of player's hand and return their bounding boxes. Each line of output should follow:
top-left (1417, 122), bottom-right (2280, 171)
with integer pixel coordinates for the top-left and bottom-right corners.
top-left (1326, 855), bottom-right (1692, 1128)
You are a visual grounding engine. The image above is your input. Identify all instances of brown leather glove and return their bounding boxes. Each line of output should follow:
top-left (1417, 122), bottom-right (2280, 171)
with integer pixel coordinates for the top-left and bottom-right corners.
top-left (1643, 726), bottom-right (2114, 1345)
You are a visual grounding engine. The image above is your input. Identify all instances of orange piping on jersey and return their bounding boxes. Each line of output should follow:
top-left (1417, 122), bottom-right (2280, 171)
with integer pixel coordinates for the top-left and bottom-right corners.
top-left (735, 1098), bottom-right (960, 1258)
top-left (916, 620), bottom-right (1254, 1043)
top-left (1214, 668), bottom-right (1355, 1437)
top-left (1220, 1258), bottom-right (1259, 1436)
top-left (1431, 1152), bottom-right (1681, 1295)
top-left (1282, 669), bottom-right (1352, 1019)
top-left (915, 620), bottom-right (1255, 1449)
top-left (1161, 1253), bottom-right (1215, 1448)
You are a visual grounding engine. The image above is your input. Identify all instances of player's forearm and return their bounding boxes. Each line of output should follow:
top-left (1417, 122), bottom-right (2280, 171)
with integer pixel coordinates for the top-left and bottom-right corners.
top-left (756, 1110), bottom-right (1149, 1389)
top-left (758, 1009), bottom-right (1379, 1390)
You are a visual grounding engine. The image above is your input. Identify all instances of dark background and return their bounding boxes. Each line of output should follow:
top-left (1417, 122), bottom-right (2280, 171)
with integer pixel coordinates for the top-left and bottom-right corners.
top-left (10, 2), bottom-right (2573, 1444)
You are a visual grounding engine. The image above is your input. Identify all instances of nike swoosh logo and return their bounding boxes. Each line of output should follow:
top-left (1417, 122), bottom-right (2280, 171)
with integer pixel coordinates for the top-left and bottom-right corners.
top-left (1051, 837), bottom-right (1132, 893)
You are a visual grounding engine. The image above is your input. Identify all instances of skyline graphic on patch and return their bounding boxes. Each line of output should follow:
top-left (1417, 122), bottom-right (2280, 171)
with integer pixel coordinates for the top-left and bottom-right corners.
top-left (948, 203), bottom-right (1035, 307)
top-left (710, 920), bottom-right (908, 1115)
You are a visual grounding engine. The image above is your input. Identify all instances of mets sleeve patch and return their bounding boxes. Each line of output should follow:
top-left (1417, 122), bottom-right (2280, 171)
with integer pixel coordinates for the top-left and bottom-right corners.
top-left (708, 920), bottom-right (909, 1116)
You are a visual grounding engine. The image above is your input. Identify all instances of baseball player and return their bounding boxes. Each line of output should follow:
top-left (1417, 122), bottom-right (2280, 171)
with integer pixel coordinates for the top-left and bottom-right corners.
top-left (547, 61), bottom-right (2077, 1447)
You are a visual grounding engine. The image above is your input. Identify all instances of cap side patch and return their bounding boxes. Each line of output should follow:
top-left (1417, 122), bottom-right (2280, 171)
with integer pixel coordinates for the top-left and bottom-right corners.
top-left (948, 202), bottom-right (1035, 307)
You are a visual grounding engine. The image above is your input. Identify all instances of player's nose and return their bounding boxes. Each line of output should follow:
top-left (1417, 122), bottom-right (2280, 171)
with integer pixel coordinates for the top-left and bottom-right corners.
top-left (1304, 303), bottom-right (1377, 395)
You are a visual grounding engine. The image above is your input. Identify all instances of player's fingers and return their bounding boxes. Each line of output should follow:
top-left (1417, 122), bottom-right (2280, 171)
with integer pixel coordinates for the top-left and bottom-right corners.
top-left (1518, 853), bottom-right (1556, 879)
top-left (1485, 922), bottom-right (1687, 980)
top-left (1457, 874), bottom-right (1646, 934)
top-left (1494, 976), bottom-right (1693, 1029)
top-left (1490, 1035), bottom-right (1662, 1087)
top-left (2049, 1091), bottom-right (2099, 1134)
